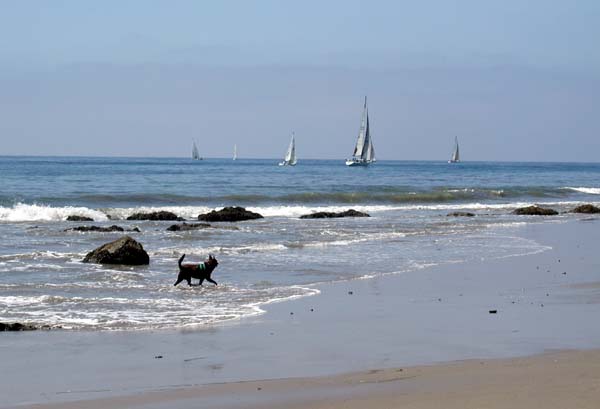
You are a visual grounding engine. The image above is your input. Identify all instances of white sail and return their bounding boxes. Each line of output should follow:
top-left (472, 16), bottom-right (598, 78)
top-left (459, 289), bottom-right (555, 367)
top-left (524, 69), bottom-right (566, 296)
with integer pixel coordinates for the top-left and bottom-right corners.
top-left (280, 132), bottom-right (297, 166)
top-left (346, 97), bottom-right (375, 166)
top-left (192, 140), bottom-right (200, 160)
top-left (366, 136), bottom-right (375, 162)
top-left (233, 144), bottom-right (237, 160)
top-left (449, 136), bottom-right (460, 163)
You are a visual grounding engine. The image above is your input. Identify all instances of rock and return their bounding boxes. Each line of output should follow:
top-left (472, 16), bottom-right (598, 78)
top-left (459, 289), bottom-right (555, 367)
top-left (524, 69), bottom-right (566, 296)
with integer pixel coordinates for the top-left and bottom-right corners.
top-left (571, 204), bottom-right (600, 214)
top-left (0, 322), bottom-right (37, 331)
top-left (127, 211), bottom-right (184, 221)
top-left (166, 222), bottom-right (212, 231)
top-left (82, 235), bottom-right (150, 265)
top-left (447, 212), bottom-right (475, 217)
top-left (300, 209), bottom-right (370, 219)
top-left (65, 225), bottom-right (140, 233)
top-left (489, 310), bottom-right (498, 314)
top-left (198, 206), bottom-right (263, 222)
top-left (66, 215), bottom-right (94, 221)
top-left (512, 205), bottom-right (558, 216)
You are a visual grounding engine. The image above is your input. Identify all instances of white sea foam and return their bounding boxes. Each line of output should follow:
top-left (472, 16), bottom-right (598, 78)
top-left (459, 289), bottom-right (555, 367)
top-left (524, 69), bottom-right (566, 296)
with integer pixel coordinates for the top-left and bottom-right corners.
top-left (0, 203), bottom-right (109, 222)
top-left (105, 205), bottom-right (213, 220)
top-left (0, 284), bottom-right (321, 330)
top-left (563, 187), bottom-right (600, 195)
top-left (1, 200), bottom-right (594, 223)
top-left (246, 205), bottom-right (395, 218)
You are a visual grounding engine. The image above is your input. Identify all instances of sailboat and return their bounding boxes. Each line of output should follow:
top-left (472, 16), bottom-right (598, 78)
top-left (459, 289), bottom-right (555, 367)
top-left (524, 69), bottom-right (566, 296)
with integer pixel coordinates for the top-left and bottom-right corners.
top-left (191, 140), bottom-right (202, 160)
top-left (233, 144), bottom-right (237, 161)
top-left (346, 97), bottom-right (375, 166)
top-left (279, 132), bottom-right (297, 166)
top-left (448, 136), bottom-right (460, 163)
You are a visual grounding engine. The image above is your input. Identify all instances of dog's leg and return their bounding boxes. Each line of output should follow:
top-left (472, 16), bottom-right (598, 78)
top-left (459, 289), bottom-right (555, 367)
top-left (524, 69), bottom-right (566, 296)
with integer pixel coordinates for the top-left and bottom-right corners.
top-left (198, 278), bottom-right (205, 286)
top-left (186, 277), bottom-right (192, 286)
top-left (205, 277), bottom-right (217, 286)
top-left (174, 275), bottom-right (184, 286)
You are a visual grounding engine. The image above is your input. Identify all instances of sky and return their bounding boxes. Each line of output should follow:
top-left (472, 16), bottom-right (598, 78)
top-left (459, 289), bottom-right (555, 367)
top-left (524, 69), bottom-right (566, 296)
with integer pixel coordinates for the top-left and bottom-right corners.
top-left (1, 0), bottom-right (599, 161)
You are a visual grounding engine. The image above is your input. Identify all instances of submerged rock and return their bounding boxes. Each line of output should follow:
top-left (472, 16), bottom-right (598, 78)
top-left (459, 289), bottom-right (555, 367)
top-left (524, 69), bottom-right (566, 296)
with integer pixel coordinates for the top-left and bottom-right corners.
top-left (65, 225), bottom-right (140, 233)
top-left (82, 235), bottom-right (149, 265)
top-left (0, 322), bottom-right (37, 331)
top-left (447, 212), bottom-right (475, 217)
top-left (512, 206), bottom-right (558, 216)
top-left (127, 211), bottom-right (184, 221)
top-left (166, 222), bottom-right (212, 231)
top-left (66, 215), bottom-right (94, 222)
top-left (300, 209), bottom-right (370, 219)
top-left (198, 206), bottom-right (263, 222)
top-left (571, 204), bottom-right (600, 214)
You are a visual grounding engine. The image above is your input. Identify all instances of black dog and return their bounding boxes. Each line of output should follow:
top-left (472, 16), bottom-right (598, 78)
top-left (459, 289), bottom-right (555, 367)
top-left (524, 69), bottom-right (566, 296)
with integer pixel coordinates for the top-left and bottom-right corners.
top-left (174, 254), bottom-right (219, 287)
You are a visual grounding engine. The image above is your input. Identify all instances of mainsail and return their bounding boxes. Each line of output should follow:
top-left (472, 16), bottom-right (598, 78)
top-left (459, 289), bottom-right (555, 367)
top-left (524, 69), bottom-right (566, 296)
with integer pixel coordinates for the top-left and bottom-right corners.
top-left (449, 136), bottom-right (460, 163)
top-left (280, 132), bottom-right (297, 166)
top-left (346, 97), bottom-right (375, 166)
top-left (233, 144), bottom-right (237, 161)
top-left (192, 140), bottom-right (200, 160)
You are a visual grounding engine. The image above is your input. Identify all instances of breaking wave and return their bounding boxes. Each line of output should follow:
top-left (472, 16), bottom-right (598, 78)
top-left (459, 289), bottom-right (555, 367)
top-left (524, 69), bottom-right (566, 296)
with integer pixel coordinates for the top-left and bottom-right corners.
top-left (564, 187), bottom-right (600, 195)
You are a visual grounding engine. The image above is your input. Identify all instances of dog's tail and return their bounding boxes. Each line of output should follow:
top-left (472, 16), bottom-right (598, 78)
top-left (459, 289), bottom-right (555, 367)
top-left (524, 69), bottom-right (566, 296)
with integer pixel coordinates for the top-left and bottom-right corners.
top-left (178, 253), bottom-right (186, 269)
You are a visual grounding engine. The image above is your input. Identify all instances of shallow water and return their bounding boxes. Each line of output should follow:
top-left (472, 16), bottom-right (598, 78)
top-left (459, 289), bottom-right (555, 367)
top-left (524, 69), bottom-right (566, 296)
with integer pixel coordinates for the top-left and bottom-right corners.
top-left (0, 157), bottom-right (598, 329)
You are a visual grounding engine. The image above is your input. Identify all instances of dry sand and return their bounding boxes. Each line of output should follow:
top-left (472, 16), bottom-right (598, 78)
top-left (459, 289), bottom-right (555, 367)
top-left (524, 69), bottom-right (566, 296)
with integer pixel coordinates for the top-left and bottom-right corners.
top-left (18, 349), bottom-right (600, 409)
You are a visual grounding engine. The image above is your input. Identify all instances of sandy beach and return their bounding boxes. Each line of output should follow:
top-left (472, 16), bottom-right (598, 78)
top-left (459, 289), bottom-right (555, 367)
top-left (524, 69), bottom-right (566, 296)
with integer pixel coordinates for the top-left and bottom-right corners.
top-left (3, 217), bottom-right (600, 408)
top-left (17, 349), bottom-right (600, 409)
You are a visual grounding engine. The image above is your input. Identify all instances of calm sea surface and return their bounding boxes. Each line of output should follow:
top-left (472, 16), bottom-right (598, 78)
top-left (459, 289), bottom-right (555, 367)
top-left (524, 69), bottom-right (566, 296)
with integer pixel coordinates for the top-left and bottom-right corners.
top-left (1, 156), bottom-right (599, 330)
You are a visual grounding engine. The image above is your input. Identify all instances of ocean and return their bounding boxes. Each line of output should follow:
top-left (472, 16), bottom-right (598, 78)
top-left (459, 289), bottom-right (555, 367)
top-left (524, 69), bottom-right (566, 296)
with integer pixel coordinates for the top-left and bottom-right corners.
top-left (0, 156), bottom-right (599, 330)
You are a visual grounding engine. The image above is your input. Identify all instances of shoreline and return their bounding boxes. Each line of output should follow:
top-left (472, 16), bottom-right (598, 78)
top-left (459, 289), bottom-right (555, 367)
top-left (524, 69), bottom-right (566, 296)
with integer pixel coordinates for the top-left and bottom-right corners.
top-left (3, 217), bottom-right (600, 407)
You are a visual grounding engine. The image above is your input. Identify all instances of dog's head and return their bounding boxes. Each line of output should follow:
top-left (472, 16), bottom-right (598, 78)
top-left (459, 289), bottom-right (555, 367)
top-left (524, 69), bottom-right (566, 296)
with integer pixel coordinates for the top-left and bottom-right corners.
top-left (205, 254), bottom-right (219, 268)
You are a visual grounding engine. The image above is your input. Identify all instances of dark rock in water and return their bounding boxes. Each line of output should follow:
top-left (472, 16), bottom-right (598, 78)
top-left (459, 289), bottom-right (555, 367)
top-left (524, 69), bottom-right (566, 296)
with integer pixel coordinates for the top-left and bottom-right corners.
top-left (300, 209), bottom-right (370, 219)
top-left (166, 222), bottom-right (212, 231)
top-left (198, 206), bottom-right (263, 222)
top-left (65, 225), bottom-right (125, 232)
top-left (82, 235), bottom-right (149, 265)
top-left (489, 310), bottom-right (498, 314)
top-left (513, 206), bottom-right (558, 216)
top-left (66, 215), bottom-right (94, 222)
top-left (447, 212), bottom-right (475, 217)
top-left (571, 204), bottom-right (600, 214)
top-left (0, 322), bottom-right (37, 331)
top-left (127, 211), bottom-right (184, 221)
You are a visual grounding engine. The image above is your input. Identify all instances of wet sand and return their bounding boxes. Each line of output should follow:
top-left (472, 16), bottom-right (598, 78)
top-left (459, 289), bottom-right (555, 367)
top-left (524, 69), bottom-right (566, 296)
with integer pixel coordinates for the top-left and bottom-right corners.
top-left (17, 349), bottom-right (600, 409)
top-left (3, 217), bottom-right (600, 408)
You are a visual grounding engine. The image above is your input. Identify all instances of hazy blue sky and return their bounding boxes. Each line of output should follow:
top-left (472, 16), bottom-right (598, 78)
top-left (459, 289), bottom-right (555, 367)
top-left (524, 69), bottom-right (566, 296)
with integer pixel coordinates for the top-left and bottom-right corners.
top-left (1, 1), bottom-right (599, 161)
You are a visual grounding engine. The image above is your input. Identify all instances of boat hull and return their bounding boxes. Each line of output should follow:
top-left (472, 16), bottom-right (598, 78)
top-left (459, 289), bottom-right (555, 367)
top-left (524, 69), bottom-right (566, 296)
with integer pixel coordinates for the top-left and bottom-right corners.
top-left (346, 159), bottom-right (370, 167)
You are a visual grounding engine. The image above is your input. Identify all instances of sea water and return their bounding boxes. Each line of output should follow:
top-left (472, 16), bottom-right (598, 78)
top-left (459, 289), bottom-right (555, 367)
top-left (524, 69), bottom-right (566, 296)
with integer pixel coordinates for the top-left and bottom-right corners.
top-left (0, 156), bottom-right (599, 330)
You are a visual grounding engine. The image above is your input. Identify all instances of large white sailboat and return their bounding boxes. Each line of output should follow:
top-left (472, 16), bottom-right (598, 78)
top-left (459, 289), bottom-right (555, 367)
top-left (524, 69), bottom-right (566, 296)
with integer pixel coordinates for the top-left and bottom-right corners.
top-left (448, 136), bottom-right (460, 163)
top-left (191, 140), bottom-right (201, 160)
top-left (279, 132), bottom-right (297, 166)
top-left (346, 97), bottom-right (375, 166)
top-left (233, 144), bottom-right (237, 161)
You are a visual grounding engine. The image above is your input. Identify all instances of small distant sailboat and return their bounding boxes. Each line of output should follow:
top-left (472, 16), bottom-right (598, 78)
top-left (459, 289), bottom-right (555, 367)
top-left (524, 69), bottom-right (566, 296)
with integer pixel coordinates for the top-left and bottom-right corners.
top-left (233, 144), bottom-right (237, 161)
top-left (191, 139), bottom-right (202, 160)
top-left (279, 132), bottom-right (297, 166)
top-left (346, 97), bottom-right (375, 166)
top-left (448, 136), bottom-right (460, 163)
